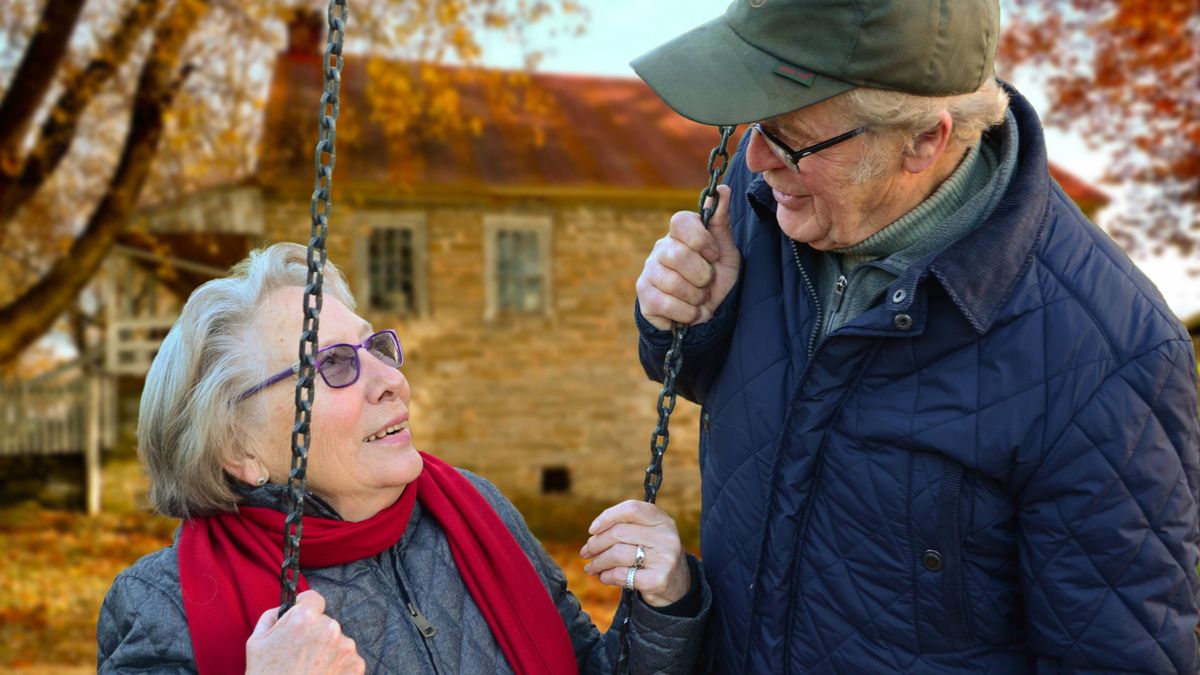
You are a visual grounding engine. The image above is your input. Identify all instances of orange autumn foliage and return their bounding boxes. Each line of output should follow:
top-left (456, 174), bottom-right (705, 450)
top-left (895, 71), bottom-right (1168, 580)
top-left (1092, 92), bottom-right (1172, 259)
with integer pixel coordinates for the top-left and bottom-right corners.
top-left (1000, 0), bottom-right (1199, 255)
top-left (0, 0), bottom-right (586, 367)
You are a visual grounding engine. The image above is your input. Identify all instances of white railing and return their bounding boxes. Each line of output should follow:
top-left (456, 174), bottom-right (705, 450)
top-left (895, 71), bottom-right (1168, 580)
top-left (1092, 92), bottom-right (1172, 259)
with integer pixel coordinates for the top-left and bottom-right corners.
top-left (106, 315), bottom-right (176, 376)
top-left (0, 375), bottom-right (86, 456)
top-left (0, 357), bottom-right (114, 514)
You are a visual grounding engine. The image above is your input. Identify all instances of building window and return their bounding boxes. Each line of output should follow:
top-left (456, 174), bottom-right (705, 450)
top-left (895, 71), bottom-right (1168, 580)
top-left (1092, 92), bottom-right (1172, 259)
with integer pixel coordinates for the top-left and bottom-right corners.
top-left (541, 466), bottom-right (571, 494)
top-left (369, 228), bottom-right (416, 312)
top-left (497, 229), bottom-right (541, 311)
top-left (484, 214), bottom-right (552, 319)
top-left (355, 212), bottom-right (427, 316)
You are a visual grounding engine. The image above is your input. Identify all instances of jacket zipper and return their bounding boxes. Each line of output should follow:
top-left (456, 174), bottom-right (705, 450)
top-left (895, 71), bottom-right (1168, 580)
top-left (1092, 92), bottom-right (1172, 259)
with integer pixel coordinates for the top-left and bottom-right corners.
top-left (745, 240), bottom-right (827, 674)
top-left (388, 555), bottom-right (440, 673)
top-left (783, 241), bottom-right (883, 674)
top-left (791, 239), bottom-right (823, 359)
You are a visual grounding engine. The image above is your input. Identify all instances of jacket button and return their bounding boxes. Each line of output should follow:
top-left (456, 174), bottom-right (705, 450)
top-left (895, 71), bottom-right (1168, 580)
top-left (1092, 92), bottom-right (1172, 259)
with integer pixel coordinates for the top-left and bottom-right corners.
top-left (922, 549), bottom-right (944, 572)
top-left (891, 289), bottom-right (907, 304)
top-left (894, 313), bottom-right (913, 330)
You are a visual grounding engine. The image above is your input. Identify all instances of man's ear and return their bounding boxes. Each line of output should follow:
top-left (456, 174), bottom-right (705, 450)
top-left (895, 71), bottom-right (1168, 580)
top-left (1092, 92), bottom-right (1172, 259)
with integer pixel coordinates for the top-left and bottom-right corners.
top-left (903, 109), bottom-right (954, 174)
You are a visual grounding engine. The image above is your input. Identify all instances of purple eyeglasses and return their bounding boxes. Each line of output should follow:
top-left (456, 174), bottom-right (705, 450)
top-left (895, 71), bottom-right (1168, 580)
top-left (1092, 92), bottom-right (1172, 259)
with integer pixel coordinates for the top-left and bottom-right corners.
top-left (237, 329), bottom-right (403, 402)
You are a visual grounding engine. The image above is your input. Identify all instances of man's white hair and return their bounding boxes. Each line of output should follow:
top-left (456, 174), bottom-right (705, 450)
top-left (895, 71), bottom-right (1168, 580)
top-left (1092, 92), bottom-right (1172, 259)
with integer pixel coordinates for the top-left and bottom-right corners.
top-left (138, 242), bottom-right (355, 518)
top-left (837, 78), bottom-right (1010, 183)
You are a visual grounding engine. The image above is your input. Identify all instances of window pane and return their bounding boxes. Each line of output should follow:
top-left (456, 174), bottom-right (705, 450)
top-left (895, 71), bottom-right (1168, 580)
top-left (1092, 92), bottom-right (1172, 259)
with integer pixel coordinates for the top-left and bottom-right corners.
top-left (495, 228), bottom-right (543, 312)
top-left (368, 227), bottom-right (416, 313)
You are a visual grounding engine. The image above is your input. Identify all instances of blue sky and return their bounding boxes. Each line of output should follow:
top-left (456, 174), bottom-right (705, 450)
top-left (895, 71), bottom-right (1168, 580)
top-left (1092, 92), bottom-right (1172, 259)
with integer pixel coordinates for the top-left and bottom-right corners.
top-left (478, 0), bottom-right (1199, 318)
top-left (479, 0), bottom-right (1102, 181)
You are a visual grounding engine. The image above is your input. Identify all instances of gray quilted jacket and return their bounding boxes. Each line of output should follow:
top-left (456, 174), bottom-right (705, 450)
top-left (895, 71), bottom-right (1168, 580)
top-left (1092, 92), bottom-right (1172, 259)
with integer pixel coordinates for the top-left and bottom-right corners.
top-left (97, 470), bottom-right (709, 674)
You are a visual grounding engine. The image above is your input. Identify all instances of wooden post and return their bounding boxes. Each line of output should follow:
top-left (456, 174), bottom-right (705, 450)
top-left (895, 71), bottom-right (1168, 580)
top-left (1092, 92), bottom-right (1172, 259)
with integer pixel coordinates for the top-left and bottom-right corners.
top-left (85, 371), bottom-right (102, 516)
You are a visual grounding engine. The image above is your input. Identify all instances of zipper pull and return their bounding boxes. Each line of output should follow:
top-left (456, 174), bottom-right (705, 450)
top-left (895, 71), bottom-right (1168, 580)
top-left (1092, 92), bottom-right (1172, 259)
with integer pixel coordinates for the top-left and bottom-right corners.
top-left (407, 602), bottom-right (437, 638)
top-left (835, 275), bottom-right (847, 295)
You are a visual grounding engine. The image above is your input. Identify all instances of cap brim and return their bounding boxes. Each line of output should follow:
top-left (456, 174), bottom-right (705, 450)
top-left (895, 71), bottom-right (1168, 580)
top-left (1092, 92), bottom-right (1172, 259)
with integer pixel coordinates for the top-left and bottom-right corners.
top-left (631, 16), bottom-right (857, 126)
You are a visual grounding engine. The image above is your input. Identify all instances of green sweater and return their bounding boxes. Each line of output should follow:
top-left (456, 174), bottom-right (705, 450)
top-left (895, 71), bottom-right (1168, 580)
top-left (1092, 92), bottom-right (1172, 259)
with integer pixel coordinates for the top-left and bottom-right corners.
top-left (815, 110), bottom-right (1018, 340)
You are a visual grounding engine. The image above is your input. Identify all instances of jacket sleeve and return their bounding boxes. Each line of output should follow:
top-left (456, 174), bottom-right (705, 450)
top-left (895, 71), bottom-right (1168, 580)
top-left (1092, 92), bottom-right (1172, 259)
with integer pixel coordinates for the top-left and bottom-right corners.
top-left (636, 294), bottom-right (738, 405)
top-left (636, 133), bottom-right (754, 406)
top-left (1018, 338), bottom-right (1200, 673)
top-left (464, 472), bottom-right (711, 674)
top-left (97, 563), bottom-right (197, 674)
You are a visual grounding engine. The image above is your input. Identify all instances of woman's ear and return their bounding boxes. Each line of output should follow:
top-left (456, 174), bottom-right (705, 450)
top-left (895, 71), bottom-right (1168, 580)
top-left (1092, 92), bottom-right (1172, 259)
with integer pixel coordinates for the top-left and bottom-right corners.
top-left (903, 109), bottom-right (954, 174)
top-left (221, 446), bottom-right (267, 487)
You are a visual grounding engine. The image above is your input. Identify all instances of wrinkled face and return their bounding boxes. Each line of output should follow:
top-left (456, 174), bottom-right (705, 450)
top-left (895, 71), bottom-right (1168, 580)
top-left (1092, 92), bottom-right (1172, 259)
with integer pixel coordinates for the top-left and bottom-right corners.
top-left (745, 97), bottom-right (904, 250)
top-left (249, 286), bottom-right (422, 520)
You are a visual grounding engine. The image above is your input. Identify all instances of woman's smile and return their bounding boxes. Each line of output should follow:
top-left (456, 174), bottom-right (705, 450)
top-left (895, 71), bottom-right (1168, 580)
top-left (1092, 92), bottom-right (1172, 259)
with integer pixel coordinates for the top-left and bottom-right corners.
top-left (362, 417), bottom-right (411, 444)
top-left (363, 425), bottom-right (411, 445)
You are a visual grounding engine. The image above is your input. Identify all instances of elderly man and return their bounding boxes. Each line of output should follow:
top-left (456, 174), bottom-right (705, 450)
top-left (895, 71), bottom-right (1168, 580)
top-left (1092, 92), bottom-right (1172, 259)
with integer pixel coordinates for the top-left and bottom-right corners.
top-left (631, 0), bottom-right (1200, 672)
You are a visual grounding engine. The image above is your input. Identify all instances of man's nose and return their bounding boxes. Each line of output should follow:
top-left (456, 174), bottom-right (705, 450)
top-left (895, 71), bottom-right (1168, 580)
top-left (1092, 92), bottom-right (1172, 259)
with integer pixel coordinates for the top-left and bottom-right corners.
top-left (746, 129), bottom-right (786, 173)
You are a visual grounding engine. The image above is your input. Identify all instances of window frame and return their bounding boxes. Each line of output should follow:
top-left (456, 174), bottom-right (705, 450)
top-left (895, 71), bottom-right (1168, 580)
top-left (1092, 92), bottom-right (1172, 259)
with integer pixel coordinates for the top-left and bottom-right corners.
top-left (483, 213), bottom-right (553, 320)
top-left (353, 211), bottom-right (429, 317)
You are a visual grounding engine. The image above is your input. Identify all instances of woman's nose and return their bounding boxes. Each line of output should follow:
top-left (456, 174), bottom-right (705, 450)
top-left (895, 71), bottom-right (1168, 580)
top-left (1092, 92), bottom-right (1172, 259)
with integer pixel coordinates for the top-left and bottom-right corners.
top-left (363, 352), bottom-right (408, 402)
top-left (745, 128), bottom-right (786, 173)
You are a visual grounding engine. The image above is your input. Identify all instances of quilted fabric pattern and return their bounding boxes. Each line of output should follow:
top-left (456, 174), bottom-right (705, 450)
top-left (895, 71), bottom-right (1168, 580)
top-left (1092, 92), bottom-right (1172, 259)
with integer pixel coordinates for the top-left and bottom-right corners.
top-left (638, 84), bottom-right (1200, 674)
top-left (97, 471), bottom-right (710, 674)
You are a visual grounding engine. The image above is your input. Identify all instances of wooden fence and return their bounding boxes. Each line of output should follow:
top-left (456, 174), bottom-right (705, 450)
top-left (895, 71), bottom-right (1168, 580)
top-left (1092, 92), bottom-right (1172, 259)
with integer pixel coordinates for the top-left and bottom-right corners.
top-left (0, 356), bottom-right (115, 514)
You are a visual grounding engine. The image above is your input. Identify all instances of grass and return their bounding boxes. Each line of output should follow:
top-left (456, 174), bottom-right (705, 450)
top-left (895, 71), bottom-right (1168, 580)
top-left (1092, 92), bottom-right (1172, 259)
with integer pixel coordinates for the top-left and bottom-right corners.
top-left (0, 456), bottom-right (695, 672)
top-left (0, 503), bottom-right (176, 670)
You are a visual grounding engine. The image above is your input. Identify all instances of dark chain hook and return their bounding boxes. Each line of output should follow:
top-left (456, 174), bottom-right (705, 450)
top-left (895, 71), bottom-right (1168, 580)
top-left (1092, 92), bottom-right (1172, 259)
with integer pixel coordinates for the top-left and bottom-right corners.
top-left (280, 0), bottom-right (347, 616)
top-left (614, 124), bottom-right (735, 672)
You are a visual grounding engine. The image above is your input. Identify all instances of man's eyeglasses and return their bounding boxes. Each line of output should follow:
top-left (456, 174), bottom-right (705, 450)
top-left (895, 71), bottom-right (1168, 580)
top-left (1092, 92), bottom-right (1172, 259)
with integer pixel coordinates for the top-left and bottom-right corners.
top-left (237, 329), bottom-right (403, 402)
top-left (751, 122), bottom-right (867, 173)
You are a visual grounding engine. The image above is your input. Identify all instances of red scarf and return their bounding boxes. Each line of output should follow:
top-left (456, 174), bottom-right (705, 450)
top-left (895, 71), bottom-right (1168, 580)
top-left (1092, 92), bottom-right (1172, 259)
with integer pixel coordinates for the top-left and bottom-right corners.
top-left (178, 452), bottom-right (577, 675)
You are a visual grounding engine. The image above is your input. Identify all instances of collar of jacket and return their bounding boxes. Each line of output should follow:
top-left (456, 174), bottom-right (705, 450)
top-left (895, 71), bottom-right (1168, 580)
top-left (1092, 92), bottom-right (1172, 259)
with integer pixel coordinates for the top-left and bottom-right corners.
top-left (745, 80), bottom-right (1049, 336)
top-left (235, 480), bottom-right (344, 520)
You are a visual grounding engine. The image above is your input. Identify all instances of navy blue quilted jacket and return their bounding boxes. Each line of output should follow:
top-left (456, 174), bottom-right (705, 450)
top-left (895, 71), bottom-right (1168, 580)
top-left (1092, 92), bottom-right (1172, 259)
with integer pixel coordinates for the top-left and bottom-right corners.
top-left (637, 85), bottom-right (1200, 673)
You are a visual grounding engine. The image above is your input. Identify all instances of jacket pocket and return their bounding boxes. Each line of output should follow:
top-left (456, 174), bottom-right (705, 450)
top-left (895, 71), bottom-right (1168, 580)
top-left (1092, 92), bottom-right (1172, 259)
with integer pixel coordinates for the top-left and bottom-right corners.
top-left (937, 462), bottom-right (971, 639)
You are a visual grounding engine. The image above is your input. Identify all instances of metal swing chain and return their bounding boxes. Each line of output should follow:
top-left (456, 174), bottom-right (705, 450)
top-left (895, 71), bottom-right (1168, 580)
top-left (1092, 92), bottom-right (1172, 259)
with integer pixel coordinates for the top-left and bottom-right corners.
top-left (614, 124), bottom-right (735, 672)
top-left (280, 0), bottom-right (347, 615)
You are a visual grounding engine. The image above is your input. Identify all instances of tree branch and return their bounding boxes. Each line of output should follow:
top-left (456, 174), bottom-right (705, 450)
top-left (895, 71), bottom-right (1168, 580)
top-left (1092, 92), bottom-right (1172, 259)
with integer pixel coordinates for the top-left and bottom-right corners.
top-left (0, 0), bottom-right (87, 175)
top-left (0, 0), bottom-right (209, 366)
top-left (0, 0), bottom-right (163, 227)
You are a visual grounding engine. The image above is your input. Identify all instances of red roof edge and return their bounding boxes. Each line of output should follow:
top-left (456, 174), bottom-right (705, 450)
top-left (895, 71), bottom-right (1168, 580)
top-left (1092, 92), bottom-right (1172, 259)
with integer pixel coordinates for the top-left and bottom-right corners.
top-left (1047, 162), bottom-right (1109, 207)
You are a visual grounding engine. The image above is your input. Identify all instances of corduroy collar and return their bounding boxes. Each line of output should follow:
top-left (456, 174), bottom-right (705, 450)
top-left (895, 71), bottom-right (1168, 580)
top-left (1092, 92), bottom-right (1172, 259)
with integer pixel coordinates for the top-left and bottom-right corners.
top-left (926, 83), bottom-right (1049, 334)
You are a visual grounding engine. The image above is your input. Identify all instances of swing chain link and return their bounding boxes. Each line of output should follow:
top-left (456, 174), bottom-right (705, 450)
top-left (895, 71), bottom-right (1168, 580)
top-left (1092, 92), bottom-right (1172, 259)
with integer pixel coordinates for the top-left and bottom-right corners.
top-left (641, 124), bottom-right (734, 505)
top-left (280, 0), bottom-right (347, 616)
top-left (615, 124), bottom-right (736, 673)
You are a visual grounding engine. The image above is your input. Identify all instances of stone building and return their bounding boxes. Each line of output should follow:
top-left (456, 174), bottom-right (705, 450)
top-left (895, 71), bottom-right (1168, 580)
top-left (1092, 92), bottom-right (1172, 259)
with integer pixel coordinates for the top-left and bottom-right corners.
top-left (104, 15), bottom-right (1110, 517)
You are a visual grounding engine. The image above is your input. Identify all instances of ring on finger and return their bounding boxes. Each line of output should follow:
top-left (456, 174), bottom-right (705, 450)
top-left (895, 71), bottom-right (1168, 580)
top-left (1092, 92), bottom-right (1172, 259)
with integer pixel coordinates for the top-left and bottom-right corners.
top-left (625, 565), bottom-right (638, 591)
top-left (633, 544), bottom-right (646, 569)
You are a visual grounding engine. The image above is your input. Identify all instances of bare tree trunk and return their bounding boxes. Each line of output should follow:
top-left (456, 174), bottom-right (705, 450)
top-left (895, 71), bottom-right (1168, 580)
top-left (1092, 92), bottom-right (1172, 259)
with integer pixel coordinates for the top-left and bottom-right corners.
top-left (0, 0), bottom-right (208, 366)
top-left (0, 0), bottom-right (87, 173)
top-left (0, 0), bottom-right (163, 231)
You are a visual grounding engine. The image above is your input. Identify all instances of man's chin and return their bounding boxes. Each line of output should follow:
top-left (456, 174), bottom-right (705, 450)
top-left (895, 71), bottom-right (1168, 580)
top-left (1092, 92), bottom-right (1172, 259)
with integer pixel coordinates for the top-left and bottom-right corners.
top-left (776, 208), bottom-right (819, 244)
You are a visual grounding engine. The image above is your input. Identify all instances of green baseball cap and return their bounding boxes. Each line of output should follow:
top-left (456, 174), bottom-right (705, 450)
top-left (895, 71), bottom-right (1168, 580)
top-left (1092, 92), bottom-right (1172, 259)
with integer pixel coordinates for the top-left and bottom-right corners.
top-left (631, 0), bottom-right (1000, 125)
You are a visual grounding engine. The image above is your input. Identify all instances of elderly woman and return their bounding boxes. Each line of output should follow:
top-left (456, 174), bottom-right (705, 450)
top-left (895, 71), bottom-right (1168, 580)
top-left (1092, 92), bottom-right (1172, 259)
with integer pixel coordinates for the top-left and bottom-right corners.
top-left (97, 243), bottom-right (708, 674)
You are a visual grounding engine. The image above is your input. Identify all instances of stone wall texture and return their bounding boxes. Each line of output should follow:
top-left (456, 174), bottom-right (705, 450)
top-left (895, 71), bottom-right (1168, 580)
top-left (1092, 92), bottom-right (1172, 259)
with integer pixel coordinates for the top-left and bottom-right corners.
top-left (264, 194), bottom-right (704, 517)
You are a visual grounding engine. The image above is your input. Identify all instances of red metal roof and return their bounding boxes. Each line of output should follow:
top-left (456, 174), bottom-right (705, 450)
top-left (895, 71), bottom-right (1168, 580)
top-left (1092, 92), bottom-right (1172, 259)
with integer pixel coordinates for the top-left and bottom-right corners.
top-left (1046, 163), bottom-right (1109, 206)
top-left (257, 57), bottom-right (748, 197)
top-left (256, 54), bottom-right (1106, 207)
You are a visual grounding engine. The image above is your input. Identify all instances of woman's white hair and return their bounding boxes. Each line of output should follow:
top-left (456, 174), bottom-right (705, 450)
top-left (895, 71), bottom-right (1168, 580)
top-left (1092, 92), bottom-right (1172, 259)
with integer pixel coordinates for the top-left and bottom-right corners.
top-left (836, 77), bottom-right (1010, 182)
top-left (138, 242), bottom-right (355, 518)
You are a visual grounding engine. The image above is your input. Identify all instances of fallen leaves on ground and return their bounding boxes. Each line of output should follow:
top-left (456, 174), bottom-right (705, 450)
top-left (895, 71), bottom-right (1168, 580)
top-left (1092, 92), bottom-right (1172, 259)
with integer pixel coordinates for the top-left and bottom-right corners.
top-left (0, 503), bottom-right (620, 671)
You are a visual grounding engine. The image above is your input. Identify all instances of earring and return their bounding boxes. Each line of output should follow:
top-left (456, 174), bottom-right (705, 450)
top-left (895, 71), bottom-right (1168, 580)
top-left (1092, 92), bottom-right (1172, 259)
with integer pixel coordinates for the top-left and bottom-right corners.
top-left (255, 475), bottom-right (268, 487)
